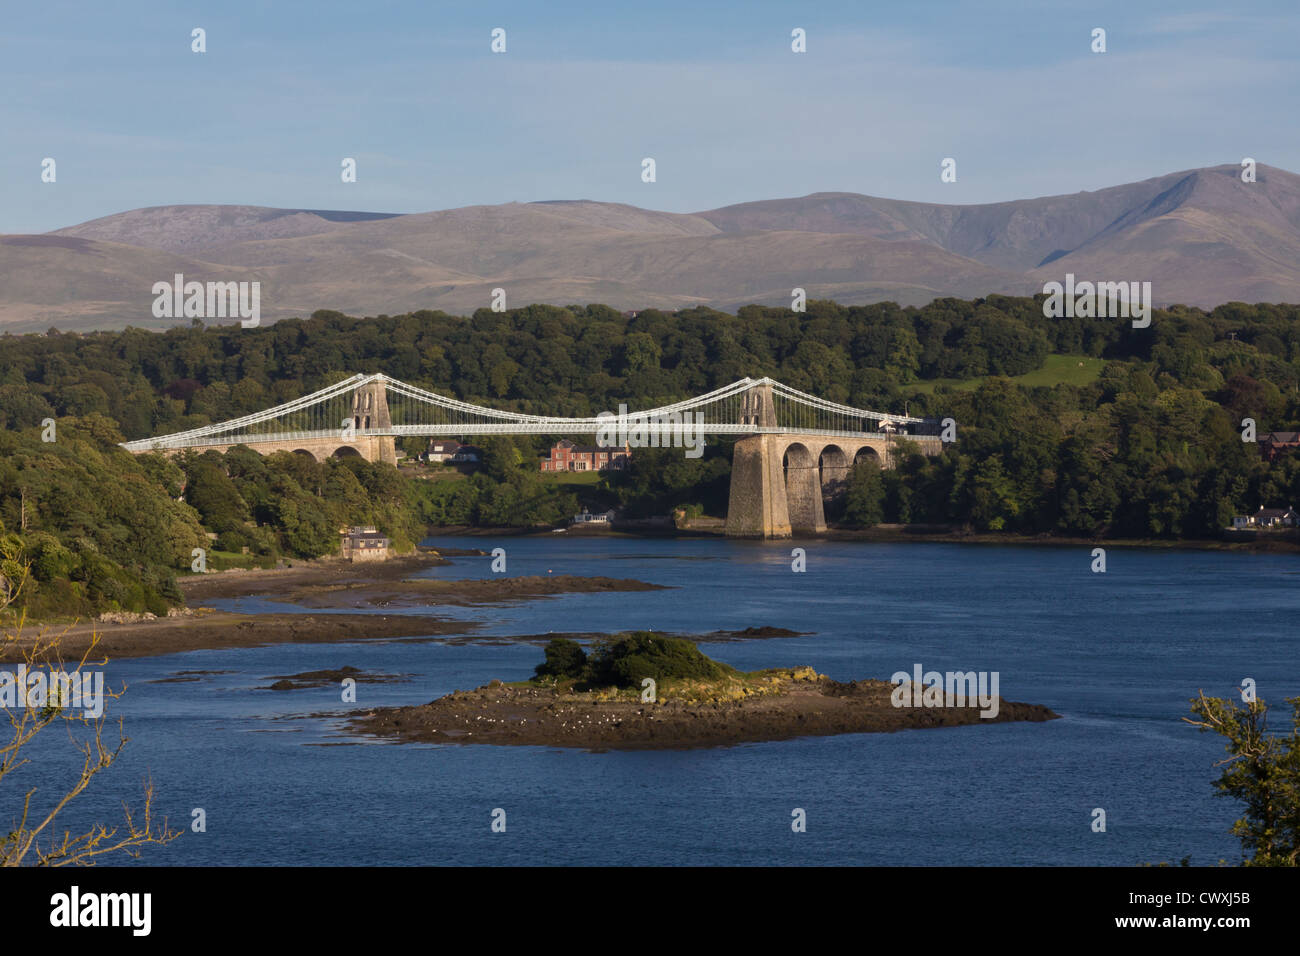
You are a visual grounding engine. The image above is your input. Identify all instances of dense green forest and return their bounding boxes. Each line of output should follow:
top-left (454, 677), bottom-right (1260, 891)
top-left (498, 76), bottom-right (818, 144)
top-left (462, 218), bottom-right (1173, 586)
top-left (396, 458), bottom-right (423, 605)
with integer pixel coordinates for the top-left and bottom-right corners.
top-left (1, 295), bottom-right (1299, 617)
top-left (13, 296), bottom-right (1298, 431)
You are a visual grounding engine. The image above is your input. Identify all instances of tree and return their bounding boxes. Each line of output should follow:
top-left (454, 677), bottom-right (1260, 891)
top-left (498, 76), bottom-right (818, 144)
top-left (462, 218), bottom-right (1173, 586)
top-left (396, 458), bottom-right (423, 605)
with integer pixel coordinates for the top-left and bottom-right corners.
top-left (183, 460), bottom-right (249, 533)
top-left (1, 548), bottom-right (180, 865)
top-left (1185, 691), bottom-right (1300, 866)
top-left (969, 456), bottom-right (1020, 531)
top-left (884, 325), bottom-right (922, 383)
top-left (534, 638), bottom-right (587, 680)
top-left (267, 475), bottom-right (336, 557)
top-left (480, 437), bottom-right (525, 482)
top-left (584, 632), bottom-right (735, 688)
top-left (843, 458), bottom-right (885, 527)
top-left (622, 332), bottom-right (661, 375)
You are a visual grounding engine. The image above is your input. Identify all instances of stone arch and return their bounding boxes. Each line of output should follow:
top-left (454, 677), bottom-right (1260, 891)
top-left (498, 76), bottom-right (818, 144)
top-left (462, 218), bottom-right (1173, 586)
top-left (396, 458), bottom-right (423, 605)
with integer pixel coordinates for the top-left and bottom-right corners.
top-left (852, 445), bottom-right (881, 468)
top-left (818, 444), bottom-right (851, 500)
top-left (782, 441), bottom-right (814, 478)
top-left (291, 448), bottom-right (320, 461)
top-left (782, 442), bottom-right (825, 533)
top-left (818, 444), bottom-right (851, 524)
top-left (331, 445), bottom-right (364, 459)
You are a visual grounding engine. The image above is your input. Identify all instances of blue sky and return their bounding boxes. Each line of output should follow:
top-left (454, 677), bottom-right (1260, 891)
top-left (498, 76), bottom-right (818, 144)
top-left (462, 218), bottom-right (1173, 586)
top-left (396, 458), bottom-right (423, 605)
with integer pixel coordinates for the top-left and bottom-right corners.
top-left (3, 0), bottom-right (1298, 233)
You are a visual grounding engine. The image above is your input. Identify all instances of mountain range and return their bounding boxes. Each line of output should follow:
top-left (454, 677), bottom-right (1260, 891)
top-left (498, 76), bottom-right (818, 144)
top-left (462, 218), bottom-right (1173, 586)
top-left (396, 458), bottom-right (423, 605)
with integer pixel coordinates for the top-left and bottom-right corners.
top-left (3, 163), bottom-right (1298, 331)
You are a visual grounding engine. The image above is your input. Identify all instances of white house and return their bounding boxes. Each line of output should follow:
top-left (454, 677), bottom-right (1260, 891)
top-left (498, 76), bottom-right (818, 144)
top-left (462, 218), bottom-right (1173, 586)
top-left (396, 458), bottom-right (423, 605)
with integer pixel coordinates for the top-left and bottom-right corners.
top-left (572, 508), bottom-right (615, 525)
top-left (1230, 506), bottom-right (1299, 530)
top-left (424, 441), bottom-right (482, 464)
top-left (1254, 506), bottom-right (1299, 528)
top-left (425, 440), bottom-right (463, 463)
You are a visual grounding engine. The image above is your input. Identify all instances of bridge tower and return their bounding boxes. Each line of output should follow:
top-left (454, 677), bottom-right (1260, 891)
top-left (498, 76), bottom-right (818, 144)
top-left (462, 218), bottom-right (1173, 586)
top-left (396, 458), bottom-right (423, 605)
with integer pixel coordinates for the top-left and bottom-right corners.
top-left (739, 380), bottom-right (777, 428)
top-left (727, 380), bottom-right (797, 538)
top-left (351, 374), bottom-right (397, 465)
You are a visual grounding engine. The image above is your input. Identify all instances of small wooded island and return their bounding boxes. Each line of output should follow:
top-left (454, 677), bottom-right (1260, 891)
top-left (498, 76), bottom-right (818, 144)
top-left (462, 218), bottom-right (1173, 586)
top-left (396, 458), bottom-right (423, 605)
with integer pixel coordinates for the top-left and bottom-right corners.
top-left (350, 633), bottom-right (1059, 749)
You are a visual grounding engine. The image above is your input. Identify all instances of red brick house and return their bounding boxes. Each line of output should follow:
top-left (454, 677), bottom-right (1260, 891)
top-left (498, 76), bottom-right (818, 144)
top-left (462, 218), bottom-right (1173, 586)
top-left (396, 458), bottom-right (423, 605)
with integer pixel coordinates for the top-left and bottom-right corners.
top-left (1260, 431), bottom-right (1300, 462)
top-left (539, 439), bottom-right (631, 472)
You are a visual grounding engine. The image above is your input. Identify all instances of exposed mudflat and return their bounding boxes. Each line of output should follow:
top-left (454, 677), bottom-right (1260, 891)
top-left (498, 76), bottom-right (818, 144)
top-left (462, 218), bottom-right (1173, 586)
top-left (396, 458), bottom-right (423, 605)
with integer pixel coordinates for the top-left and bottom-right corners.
top-left (441, 626), bottom-right (807, 647)
top-left (1, 612), bottom-right (462, 664)
top-left (178, 553), bottom-right (456, 601)
top-left (349, 673), bottom-right (1060, 750)
top-left (290, 574), bottom-right (669, 611)
top-left (179, 554), bottom-right (668, 610)
top-left (261, 665), bottom-right (409, 691)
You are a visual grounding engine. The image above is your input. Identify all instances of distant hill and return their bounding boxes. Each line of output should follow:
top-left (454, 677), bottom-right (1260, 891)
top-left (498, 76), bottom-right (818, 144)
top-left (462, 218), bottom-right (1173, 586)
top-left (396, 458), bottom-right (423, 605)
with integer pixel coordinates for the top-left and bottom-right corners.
top-left (2, 163), bottom-right (1296, 330)
top-left (52, 205), bottom-right (404, 256)
top-left (698, 164), bottom-right (1300, 305)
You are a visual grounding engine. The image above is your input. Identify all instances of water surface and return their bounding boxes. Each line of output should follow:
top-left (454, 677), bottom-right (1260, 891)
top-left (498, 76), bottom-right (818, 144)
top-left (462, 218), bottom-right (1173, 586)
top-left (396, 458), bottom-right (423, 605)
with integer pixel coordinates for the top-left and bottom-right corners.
top-left (17, 538), bottom-right (1297, 866)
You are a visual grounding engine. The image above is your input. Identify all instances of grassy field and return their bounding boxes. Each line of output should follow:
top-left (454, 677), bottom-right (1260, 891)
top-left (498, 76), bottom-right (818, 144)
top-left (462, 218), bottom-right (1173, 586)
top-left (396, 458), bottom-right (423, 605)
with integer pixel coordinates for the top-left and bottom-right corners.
top-left (542, 470), bottom-right (605, 487)
top-left (909, 354), bottom-right (1106, 395)
top-left (205, 549), bottom-right (278, 571)
top-left (399, 463), bottom-right (471, 481)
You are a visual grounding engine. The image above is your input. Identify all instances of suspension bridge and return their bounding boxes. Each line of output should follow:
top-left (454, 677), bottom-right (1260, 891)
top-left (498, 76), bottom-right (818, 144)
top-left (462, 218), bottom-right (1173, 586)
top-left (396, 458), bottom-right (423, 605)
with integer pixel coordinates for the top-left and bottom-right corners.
top-left (121, 373), bottom-right (947, 537)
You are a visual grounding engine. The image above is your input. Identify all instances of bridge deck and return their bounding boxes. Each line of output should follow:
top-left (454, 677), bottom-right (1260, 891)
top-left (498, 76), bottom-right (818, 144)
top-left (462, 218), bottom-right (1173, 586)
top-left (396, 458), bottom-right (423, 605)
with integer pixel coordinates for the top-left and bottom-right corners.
top-left (124, 424), bottom-right (937, 451)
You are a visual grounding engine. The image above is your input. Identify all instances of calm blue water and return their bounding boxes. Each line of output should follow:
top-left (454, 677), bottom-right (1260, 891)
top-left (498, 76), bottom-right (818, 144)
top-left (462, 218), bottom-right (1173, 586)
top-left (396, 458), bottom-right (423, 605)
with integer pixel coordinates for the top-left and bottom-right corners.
top-left (14, 538), bottom-right (1299, 866)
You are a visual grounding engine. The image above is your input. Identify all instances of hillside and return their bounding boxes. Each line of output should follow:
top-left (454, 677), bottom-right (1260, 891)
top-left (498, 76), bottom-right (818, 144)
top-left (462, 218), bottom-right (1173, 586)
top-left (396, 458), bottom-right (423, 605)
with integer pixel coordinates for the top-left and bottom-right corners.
top-left (2, 164), bottom-right (1296, 330)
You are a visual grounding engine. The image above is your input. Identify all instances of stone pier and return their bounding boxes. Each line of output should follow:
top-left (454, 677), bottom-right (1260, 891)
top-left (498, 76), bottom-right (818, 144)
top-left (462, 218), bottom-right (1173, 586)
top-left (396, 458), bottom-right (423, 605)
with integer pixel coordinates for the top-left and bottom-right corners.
top-left (724, 381), bottom-right (944, 537)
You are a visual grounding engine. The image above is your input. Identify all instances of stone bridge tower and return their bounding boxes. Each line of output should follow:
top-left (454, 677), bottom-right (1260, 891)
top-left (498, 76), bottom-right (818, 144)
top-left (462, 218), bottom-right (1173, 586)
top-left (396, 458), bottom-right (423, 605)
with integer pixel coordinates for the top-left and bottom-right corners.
top-left (352, 375), bottom-right (392, 433)
top-left (349, 374), bottom-right (397, 465)
top-left (739, 381), bottom-right (777, 428)
top-left (727, 381), bottom-right (793, 537)
top-left (725, 380), bottom-right (943, 538)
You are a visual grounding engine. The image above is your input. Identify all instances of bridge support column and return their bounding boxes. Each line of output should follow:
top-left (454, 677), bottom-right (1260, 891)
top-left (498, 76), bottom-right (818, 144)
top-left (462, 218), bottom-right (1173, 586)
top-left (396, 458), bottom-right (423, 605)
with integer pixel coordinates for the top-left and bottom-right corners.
top-left (726, 435), bottom-right (791, 538)
top-left (369, 435), bottom-right (398, 465)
